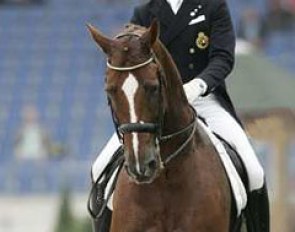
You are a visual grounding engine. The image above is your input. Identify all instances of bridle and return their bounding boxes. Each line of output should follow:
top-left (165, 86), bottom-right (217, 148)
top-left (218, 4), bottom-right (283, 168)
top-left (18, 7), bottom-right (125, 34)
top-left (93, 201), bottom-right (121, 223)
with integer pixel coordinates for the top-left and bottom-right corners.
top-left (107, 57), bottom-right (154, 71)
top-left (87, 31), bottom-right (197, 221)
top-left (107, 33), bottom-right (197, 167)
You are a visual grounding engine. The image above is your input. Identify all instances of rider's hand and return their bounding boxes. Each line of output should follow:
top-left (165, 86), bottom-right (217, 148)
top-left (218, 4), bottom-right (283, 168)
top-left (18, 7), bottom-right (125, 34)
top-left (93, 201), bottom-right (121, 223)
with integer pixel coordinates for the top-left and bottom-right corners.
top-left (183, 78), bottom-right (208, 105)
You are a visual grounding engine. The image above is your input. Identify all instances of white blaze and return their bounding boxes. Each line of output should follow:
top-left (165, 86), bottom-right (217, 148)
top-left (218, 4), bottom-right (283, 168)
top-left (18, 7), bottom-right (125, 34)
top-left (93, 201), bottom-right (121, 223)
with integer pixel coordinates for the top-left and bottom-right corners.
top-left (122, 73), bottom-right (141, 173)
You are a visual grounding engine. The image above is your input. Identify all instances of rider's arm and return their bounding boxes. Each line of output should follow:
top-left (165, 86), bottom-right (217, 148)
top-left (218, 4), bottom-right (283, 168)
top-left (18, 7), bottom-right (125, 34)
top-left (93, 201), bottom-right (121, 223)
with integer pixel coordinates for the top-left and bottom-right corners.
top-left (197, 0), bottom-right (235, 95)
top-left (130, 5), bottom-right (150, 27)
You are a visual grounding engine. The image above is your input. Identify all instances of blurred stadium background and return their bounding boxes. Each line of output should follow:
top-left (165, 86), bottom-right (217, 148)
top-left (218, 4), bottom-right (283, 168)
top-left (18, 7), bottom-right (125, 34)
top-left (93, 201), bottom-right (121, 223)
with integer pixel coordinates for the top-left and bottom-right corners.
top-left (0, 0), bottom-right (294, 231)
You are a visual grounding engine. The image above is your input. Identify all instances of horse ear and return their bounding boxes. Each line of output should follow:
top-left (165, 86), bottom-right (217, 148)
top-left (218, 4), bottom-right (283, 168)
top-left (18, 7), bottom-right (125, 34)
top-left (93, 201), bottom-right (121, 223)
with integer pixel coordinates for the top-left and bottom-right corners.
top-left (87, 23), bottom-right (112, 54)
top-left (142, 19), bottom-right (160, 47)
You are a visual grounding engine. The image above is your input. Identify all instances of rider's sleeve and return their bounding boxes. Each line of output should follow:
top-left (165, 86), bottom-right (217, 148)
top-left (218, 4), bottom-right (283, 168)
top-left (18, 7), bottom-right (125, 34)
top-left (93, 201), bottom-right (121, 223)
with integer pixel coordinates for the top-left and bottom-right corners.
top-left (198, 0), bottom-right (235, 95)
top-left (130, 6), bottom-right (143, 25)
top-left (130, 5), bottom-right (151, 27)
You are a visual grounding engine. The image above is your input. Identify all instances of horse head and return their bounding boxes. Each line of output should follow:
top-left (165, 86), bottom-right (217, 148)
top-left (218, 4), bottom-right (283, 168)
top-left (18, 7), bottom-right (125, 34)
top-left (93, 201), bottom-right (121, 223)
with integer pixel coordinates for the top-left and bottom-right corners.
top-left (88, 21), bottom-right (170, 184)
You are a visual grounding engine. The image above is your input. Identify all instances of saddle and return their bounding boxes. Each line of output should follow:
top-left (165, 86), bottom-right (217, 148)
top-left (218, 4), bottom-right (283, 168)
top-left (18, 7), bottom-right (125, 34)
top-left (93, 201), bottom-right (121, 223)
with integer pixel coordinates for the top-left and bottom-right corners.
top-left (214, 133), bottom-right (249, 232)
top-left (216, 134), bottom-right (249, 191)
top-left (197, 116), bottom-right (249, 191)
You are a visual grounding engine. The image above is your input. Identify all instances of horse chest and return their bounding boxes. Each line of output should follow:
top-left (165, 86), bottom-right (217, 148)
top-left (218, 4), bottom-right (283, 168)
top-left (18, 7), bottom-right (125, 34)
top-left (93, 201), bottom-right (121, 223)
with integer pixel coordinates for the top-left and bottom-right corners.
top-left (111, 201), bottom-right (199, 232)
top-left (111, 219), bottom-right (189, 232)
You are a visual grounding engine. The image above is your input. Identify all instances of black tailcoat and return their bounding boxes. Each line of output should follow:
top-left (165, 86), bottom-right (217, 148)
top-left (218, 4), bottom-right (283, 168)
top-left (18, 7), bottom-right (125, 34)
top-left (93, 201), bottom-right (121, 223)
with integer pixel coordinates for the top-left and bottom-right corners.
top-left (130, 0), bottom-right (242, 124)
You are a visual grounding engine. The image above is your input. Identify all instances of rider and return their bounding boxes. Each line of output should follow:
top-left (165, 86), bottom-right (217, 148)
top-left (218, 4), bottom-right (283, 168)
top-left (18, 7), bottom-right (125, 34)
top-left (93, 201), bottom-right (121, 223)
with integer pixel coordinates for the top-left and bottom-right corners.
top-left (90, 0), bottom-right (270, 231)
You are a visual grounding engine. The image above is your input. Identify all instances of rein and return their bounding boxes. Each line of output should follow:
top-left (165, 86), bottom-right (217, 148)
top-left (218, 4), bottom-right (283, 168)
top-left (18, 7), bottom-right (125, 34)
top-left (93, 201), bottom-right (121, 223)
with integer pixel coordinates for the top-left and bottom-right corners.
top-left (161, 115), bottom-right (196, 166)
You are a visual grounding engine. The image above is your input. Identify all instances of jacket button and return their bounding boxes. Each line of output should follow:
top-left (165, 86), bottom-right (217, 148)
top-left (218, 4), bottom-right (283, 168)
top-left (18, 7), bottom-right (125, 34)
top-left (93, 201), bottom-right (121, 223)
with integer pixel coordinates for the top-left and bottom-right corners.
top-left (189, 48), bottom-right (195, 54)
top-left (188, 63), bottom-right (194, 69)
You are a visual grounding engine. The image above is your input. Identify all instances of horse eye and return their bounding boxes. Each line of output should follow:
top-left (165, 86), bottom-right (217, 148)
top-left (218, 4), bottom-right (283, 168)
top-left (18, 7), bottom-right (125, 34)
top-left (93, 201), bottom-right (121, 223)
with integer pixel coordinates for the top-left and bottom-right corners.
top-left (105, 85), bottom-right (117, 94)
top-left (144, 84), bottom-right (159, 95)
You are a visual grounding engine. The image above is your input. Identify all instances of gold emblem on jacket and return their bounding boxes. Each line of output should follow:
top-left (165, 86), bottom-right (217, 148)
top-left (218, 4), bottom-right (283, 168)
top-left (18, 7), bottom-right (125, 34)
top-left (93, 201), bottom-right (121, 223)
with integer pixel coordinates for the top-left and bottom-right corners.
top-left (196, 32), bottom-right (209, 49)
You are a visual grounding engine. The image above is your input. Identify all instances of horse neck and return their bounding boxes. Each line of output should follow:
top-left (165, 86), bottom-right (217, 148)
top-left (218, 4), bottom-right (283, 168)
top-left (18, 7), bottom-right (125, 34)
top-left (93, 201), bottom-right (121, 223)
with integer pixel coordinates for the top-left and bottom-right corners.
top-left (152, 40), bottom-right (192, 133)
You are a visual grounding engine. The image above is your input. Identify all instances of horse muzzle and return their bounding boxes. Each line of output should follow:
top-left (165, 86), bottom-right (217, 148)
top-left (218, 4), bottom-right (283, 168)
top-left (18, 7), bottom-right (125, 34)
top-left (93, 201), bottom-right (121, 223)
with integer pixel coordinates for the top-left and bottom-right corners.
top-left (125, 147), bottom-right (163, 184)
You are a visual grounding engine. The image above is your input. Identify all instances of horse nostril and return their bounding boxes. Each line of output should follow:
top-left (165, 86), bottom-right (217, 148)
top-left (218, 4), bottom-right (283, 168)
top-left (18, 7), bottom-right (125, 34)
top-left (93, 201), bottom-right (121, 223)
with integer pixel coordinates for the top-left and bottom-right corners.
top-left (148, 159), bottom-right (157, 171)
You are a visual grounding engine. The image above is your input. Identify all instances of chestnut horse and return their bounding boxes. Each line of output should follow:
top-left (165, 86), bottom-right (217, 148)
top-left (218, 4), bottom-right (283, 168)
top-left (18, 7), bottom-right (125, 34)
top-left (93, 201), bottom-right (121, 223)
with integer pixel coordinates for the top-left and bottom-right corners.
top-left (88, 21), bottom-right (234, 232)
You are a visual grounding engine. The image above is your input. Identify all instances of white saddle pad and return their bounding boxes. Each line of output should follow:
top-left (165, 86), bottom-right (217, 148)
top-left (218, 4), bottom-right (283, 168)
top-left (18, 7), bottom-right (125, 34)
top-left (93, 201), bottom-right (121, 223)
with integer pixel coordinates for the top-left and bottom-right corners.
top-left (197, 118), bottom-right (247, 216)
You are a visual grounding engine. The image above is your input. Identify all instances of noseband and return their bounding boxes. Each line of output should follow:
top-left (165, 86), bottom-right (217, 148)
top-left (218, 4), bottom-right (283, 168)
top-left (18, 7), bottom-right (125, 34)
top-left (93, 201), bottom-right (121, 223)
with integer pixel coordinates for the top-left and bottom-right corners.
top-left (107, 33), bottom-right (197, 167)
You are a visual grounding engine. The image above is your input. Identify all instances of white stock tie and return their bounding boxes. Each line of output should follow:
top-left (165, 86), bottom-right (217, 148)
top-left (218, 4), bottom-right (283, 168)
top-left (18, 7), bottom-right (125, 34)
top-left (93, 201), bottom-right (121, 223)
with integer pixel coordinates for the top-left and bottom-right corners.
top-left (166, 0), bottom-right (184, 14)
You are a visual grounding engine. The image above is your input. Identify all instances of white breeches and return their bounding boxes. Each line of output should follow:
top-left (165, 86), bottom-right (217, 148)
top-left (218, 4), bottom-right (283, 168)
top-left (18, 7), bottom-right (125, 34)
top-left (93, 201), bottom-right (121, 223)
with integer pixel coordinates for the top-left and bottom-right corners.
top-left (92, 134), bottom-right (121, 182)
top-left (91, 94), bottom-right (264, 191)
top-left (194, 95), bottom-right (264, 191)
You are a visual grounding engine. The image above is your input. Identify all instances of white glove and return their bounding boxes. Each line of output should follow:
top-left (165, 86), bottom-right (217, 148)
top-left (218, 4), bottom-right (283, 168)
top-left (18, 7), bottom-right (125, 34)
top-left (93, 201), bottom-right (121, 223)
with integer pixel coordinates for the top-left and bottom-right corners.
top-left (183, 78), bottom-right (208, 104)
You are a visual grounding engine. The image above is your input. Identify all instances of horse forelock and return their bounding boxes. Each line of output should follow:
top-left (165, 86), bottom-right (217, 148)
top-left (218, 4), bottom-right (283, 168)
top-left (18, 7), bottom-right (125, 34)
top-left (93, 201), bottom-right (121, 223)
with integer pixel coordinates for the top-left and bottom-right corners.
top-left (108, 25), bottom-right (151, 68)
top-left (111, 24), bottom-right (179, 87)
top-left (122, 24), bottom-right (147, 36)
